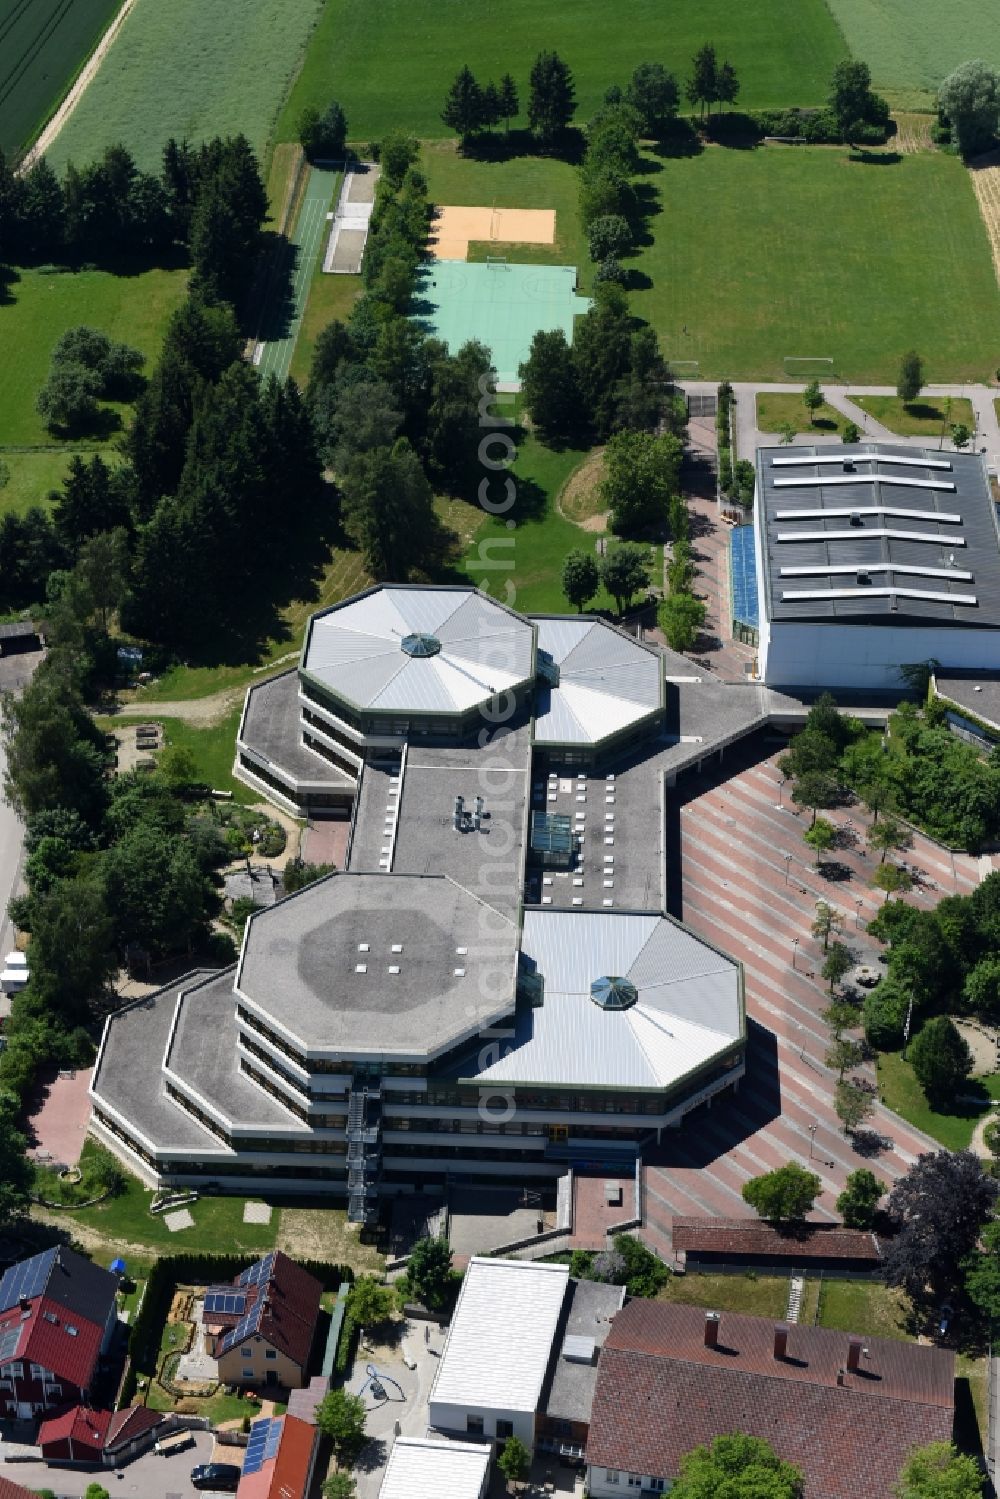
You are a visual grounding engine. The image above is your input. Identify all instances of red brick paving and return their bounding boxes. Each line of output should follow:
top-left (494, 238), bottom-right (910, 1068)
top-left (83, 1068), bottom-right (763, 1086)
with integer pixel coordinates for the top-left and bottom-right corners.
top-left (26, 1067), bottom-right (94, 1166)
top-left (638, 737), bottom-right (996, 1263)
top-left (300, 818), bottom-right (350, 868)
top-left (570, 1173), bottom-right (634, 1248)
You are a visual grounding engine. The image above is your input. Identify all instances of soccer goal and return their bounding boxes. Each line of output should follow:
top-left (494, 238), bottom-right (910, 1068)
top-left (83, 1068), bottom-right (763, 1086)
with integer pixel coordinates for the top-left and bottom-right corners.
top-left (783, 356), bottom-right (836, 379)
top-left (485, 255), bottom-right (509, 270)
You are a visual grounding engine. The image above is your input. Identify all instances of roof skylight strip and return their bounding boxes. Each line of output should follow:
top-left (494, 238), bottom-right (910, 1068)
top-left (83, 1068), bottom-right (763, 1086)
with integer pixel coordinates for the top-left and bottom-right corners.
top-left (771, 453), bottom-right (953, 470)
top-left (773, 475), bottom-right (956, 491)
top-left (773, 474), bottom-right (956, 492)
top-left (776, 529), bottom-right (966, 545)
top-left (775, 506), bottom-right (961, 523)
top-left (781, 587), bottom-right (978, 605)
top-left (780, 563), bottom-right (973, 581)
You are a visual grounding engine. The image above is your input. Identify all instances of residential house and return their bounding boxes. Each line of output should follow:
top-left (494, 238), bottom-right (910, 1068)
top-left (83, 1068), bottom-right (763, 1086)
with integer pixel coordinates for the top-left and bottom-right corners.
top-left (0, 1476), bottom-right (39, 1499)
top-left (586, 1302), bottom-right (955, 1499)
top-left (203, 1252), bottom-right (321, 1391)
top-left (235, 1412), bottom-right (319, 1499)
top-left (0, 1248), bottom-right (118, 1420)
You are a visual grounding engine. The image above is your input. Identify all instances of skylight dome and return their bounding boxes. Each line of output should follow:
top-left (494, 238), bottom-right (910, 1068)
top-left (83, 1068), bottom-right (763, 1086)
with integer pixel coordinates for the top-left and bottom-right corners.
top-left (590, 975), bottom-right (639, 1012)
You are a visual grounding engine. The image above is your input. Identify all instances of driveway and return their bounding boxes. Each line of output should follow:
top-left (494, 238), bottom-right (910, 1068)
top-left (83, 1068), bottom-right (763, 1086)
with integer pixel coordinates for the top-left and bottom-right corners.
top-left (0, 1428), bottom-right (219, 1497)
top-left (0, 724), bottom-right (30, 1010)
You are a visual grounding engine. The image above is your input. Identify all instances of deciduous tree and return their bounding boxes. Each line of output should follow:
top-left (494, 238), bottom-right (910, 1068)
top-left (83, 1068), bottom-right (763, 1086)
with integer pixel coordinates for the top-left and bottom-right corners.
top-left (883, 1149), bottom-right (997, 1303)
top-left (896, 1441), bottom-right (983, 1499)
top-left (601, 542), bottom-right (651, 615)
top-left (804, 816), bottom-right (835, 867)
top-left (822, 942), bottom-right (853, 994)
top-left (939, 60), bottom-right (1000, 156)
top-left (562, 550), bottom-right (600, 612)
top-left (897, 350), bottom-right (925, 406)
top-left (837, 1168), bottom-right (883, 1229)
top-left (873, 863), bottom-right (913, 902)
top-left (670, 1436), bottom-right (803, 1499)
top-left (498, 1435), bottom-right (531, 1491)
top-left (660, 591), bottom-right (706, 652)
top-left (803, 380), bottom-right (824, 424)
top-left (601, 429), bottom-right (682, 535)
top-left (811, 900), bottom-right (844, 953)
top-left (909, 1017), bottom-right (973, 1106)
top-left (625, 63), bottom-right (680, 135)
top-left (316, 1389), bottom-right (367, 1464)
top-left (742, 1163), bottom-right (821, 1222)
top-left (835, 1078), bottom-right (874, 1134)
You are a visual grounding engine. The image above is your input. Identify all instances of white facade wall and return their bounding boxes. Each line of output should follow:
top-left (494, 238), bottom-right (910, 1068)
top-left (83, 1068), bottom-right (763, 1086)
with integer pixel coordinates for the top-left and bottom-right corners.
top-left (759, 618), bottom-right (1000, 692)
top-left (427, 1399), bottom-right (534, 1448)
top-left (587, 1466), bottom-right (669, 1496)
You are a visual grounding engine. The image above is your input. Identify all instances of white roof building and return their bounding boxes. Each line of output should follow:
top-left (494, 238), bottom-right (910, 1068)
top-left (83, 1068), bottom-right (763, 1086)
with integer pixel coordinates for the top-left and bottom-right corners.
top-left (533, 617), bottom-right (663, 747)
top-left (429, 1258), bottom-right (570, 1444)
top-left (378, 1438), bottom-right (491, 1499)
top-left (301, 585), bottom-right (535, 716)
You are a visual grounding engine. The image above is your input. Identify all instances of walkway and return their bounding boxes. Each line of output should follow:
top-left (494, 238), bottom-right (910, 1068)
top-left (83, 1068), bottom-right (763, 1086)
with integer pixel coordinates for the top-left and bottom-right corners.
top-left (254, 165), bottom-right (341, 382)
top-left (324, 162), bottom-right (379, 273)
top-left (641, 738), bottom-right (995, 1262)
top-left (723, 381), bottom-right (1000, 469)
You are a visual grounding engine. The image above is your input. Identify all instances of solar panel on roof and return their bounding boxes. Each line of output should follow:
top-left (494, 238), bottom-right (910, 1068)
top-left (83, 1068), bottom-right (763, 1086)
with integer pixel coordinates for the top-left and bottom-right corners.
top-left (237, 1251), bottom-right (275, 1290)
top-left (243, 1417), bottom-right (280, 1476)
top-left (204, 1291), bottom-right (247, 1317)
top-left (0, 1249), bottom-right (56, 1314)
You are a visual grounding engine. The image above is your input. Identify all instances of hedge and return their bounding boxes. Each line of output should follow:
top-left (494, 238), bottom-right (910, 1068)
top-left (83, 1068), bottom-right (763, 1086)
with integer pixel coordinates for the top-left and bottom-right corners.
top-left (122, 1252), bottom-right (355, 1407)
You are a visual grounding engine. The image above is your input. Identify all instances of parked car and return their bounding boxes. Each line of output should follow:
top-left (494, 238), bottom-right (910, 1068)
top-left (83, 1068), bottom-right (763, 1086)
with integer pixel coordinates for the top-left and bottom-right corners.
top-left (937, 1303), bottom-right (954, 1339)
top-left (191, 1463), bottom-right (242, 1491)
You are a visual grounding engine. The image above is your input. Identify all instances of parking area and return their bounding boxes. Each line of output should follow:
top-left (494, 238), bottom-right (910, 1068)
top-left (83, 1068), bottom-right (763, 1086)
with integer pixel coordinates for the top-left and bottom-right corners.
top-left (0, 1428), bottom-right (217, 1497)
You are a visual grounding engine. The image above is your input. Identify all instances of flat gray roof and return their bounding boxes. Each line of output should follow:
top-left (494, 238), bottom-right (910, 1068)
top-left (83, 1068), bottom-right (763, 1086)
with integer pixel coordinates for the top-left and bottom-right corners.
top-left (756, 444), bottom-right (1000, 626)
top-left (542, 1278), bottom-right (626, 1424)
top-left (473, 909), bottom-right (742, 1091)
top-left (933, 672), bottom-right (1000, 731)
top-left (166, 971), bottom-right (310, 1133)
top-left (237, 872), bottom-right (518, 1059)
top-left (532, 616), bottom-right (662, 746)
top-left (239, 669), bottom-right (354, 788)
top-left (91, 973), bottom-right (233, 1155)
top-left (302, 585), bottom-right (535, 716)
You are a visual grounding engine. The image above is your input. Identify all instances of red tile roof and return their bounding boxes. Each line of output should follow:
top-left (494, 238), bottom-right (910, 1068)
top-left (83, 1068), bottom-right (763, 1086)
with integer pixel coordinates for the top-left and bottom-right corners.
top-left (0, 1294), bottom-right (104, 1390)
top-left (38, 1405), bottom-right (111, 1453)
top-left (0, 1477), bottom-right (38, 1499)
top-left (587, 1302), bottom-right (954, 1499)
top-left (106, 1403), bottom-right (167, 1448)
top-left (671, 1217), bottom-right (882, 1262)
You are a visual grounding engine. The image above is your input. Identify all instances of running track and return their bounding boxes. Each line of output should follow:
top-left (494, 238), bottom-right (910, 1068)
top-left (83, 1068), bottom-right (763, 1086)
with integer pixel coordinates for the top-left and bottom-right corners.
top-left (255, 165), bottom-right (340, 384)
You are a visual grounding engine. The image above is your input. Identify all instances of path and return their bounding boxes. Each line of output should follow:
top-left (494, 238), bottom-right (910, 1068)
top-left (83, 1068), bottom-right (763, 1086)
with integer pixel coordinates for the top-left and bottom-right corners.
top-left (254, 165), bottom-right (341, 382)
top-left (110, 686), bottom-right (246, 725)
top-left (719, 381), bottom-right (1000, 471)
top-left (19, 0), bottom-right (138, 171)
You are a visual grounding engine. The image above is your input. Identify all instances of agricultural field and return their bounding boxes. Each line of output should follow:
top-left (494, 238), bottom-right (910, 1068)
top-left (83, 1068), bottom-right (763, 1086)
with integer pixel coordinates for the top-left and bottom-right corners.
top-left (824, 0), bottom-right (1000, 105)
top-left (0, 0), bottom-right (119, 156)
top-left (631, 146), bottom-right (1000, 383)
top-left (276, 0), bottom-right (846, 144)
top-left (47, 0), bottom-right (324, 173)
top-left (0, 263), bottom-right (187, 449)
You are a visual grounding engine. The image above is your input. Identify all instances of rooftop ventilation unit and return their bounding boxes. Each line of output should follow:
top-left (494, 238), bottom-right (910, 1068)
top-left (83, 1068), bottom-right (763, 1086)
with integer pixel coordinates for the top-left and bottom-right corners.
top-left (536, 650), bottom-right (561, 687)
top-left (453, 795), bottom-right (465, 832)
top-left (562, 1334), bottom-right (596, 1364)
top-left (849, 511), bottom-right (862, 526)
top-left (843, 460), bottom-right (856, 473)
top-left (856, 569), bottom-right (871, 585)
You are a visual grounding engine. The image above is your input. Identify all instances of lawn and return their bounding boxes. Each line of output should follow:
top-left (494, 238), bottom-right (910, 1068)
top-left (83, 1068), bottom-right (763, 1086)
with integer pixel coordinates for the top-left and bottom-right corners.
top-left (824, 0), bottom-right (1000, 104)
top-left (816, 1278), bottom-right (911, 1339)
top-left (0, 264), bottom-right (188, 448)
top-left (454, 432), bottom-right (640, 614)
top-left (756, 392), bottom-right (852, 437)
top-left (151, 712), bottom-right (258, 802)
top-left (47, 0), bottom-right (325, 173)
top-left (659, 1271), bottom-right (790, 1319)
top-left (631, 147), bottom-right (1000, 383)
top-left (0, 448), bottom-right (113, 517)
top-left (288, 263), bottom-right (360, 387)
top-left (851, 394), bottom-right (977, 438)
top-left (61, 1143), bottom-right (281, 1256)
top-left (876, 1050), bottom-right (991, 1151)
top-left (0, 0), bottom-right (121, 156)
top-left (275, 0), bottom-right (846, 144)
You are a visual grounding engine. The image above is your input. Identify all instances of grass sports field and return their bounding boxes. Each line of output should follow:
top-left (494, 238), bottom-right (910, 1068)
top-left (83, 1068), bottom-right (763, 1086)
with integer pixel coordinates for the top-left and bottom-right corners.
top-left (0, 0), bottom-right (120, 156)
top-left (277, 0), bottom-right (846, 144)
top-left (47, 0), bottom-right (323, 172)
top-left (632, 146), bottom-right (1000, 383)
top-left (825, 0), bottom-right (1000, 104)
top-left (0, 265), bottom-right (187, 447)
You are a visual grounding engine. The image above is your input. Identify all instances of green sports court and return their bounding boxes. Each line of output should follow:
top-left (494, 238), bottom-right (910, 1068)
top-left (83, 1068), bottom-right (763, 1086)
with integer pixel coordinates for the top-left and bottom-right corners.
top-left (412, 260), bottom-right (591, 384)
